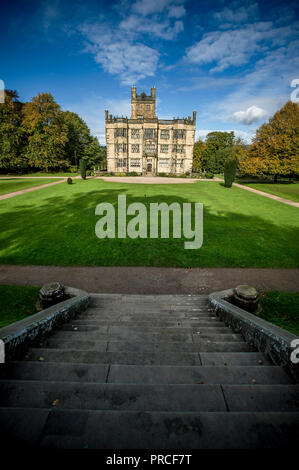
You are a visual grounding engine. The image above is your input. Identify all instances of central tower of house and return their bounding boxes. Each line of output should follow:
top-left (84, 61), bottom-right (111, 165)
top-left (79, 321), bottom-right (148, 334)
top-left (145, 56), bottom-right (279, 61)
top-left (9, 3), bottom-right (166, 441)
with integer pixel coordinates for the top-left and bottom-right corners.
top-left (105, 87), bottom-right (196, 175)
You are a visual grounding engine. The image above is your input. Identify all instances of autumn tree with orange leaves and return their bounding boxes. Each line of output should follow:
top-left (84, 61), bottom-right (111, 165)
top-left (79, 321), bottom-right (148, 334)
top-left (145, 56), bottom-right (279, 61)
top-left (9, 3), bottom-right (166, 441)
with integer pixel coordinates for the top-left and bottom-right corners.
top-left (238, 101), bottom-right (299, 181)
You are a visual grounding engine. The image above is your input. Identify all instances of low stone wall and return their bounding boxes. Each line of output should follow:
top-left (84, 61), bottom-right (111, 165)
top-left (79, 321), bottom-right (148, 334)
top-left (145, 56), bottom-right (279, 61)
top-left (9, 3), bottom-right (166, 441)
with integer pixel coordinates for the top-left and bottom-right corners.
top-left (208, 289), bottom-right (299, 383)
top-left (0, 286), bottom-right (90, 362)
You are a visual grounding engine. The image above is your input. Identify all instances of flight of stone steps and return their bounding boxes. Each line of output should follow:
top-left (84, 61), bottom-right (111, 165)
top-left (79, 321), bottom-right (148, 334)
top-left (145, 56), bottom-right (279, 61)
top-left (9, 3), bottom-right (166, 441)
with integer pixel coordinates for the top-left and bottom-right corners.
top-left (0, 294), bottom-right (298, 448)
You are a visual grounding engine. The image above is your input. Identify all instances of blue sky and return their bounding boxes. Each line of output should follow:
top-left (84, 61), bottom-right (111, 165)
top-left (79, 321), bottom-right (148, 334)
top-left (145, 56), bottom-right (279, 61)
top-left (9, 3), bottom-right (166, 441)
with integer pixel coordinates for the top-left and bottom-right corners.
top-left (1, 0), bottom-right (298, 144)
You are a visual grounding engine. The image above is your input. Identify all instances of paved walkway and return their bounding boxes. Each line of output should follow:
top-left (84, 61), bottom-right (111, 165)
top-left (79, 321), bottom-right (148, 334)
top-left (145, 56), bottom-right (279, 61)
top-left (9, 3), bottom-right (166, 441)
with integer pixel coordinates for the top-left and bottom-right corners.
top-left (0, 179), bottom-right (67, 201)
top-left (233, 183), bottom-right (299, 208)
top-left (0, 176), bottom-right (68, 179)
top-left (99, 176), bottom-right (223, 184)
top-left (0, 265), bottom-right (298, 293)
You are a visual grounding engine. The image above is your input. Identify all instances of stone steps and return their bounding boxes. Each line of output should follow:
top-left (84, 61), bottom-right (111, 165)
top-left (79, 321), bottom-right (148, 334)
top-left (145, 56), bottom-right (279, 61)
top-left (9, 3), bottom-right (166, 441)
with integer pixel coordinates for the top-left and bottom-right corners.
top-left (0, 408), bottom-right (298, 449)
top-left (0, 293), bottom-right (297, 449)
top-left (1, 381), bottom-right (298, 412)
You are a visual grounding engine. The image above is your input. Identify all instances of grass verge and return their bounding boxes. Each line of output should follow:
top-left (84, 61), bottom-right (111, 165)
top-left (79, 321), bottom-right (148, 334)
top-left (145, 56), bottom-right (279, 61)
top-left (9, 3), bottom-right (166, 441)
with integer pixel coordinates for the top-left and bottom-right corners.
top-left (258, 291), bottom-right (299, 336)
top-left (0, 285), bottom-right (40, 328)
top-left (240, 182), bottom-right (299, 203)
top-left (0, 178), bottom-right (61, 196)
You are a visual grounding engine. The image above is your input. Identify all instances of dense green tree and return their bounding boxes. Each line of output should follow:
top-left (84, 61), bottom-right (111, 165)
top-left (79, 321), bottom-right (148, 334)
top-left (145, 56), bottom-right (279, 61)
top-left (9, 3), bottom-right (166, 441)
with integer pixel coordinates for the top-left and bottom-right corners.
top-left (192, 138), bottom-right (206, 173)
top-left (224, 157), bottom-right (237, 187)
top-left (201, 131), bottom-right (235, 174)
top-left (0, 90), bottom-right (26, 171)
top-left (22, 93), bottom-right (69, 171)
top-left (61, 111), bottom-right (94, 166)
top-left (80, 158), bottom-right (87, 179)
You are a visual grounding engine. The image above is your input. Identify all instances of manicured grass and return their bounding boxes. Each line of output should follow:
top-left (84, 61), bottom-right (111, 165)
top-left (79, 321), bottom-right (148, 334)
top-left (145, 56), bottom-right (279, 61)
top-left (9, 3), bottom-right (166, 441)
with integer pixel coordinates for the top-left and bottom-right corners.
top-left (0, 285), bottom-right (40, 328)
top-left (0, 178), bottom-right (61, 196)
top-left (0, 172), bottom-right (78, 177)
top-left (0, 179), bottom-right (298, 267)
top-left (258, 291), bottom-right (299, 336)
top-left (241, 182), bottom-right (299, 202)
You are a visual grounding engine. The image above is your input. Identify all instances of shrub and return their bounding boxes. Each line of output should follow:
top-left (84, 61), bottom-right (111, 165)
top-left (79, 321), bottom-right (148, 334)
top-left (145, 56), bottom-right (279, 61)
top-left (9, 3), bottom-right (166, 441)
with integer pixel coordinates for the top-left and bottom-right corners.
top-left (205, 172), bottom-right (214, 179)
top-left (158, 172), bottom-right (167, 177)
top-left (128, 171), bottom-right (138, 176)
top-left (67, 177), bottom-right (72, 184)
top-left (79, 159), bottom-right (87, 180)
top-left (224, 158), bottom-right (237, 188)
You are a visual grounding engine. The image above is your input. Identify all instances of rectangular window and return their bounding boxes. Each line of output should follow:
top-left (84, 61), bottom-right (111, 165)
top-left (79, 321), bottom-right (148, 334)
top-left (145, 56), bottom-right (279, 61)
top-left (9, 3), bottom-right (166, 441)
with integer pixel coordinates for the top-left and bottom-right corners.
top-left (160, 130), bottom-right (169, 140)
top-left (116, 158), bottom-right (127, 168)
top-left (131, 129), bottom-right (140, 138)
top-left (130, 158), bottom-right (141, 167)
top-left (144, 143), bottom-right (156, 154)
top-left (172, 144), bottom-right (185, 154)
top-left (173, 129), bottom-right (186, 139)
top-left (159, 158), bottom-right (169, 167)
top-left (160, 144), bottom-right (169, 153)
top-left (144, 128), bottom-right (157, 138)
top-left (115, 143), bottom-right (127, 152)
top-left (131, 144), bottom-right (140, 153)
top-left (175, 159), bottom-right (184, 168)
top-left (114, 128), bottom-right (127, 138)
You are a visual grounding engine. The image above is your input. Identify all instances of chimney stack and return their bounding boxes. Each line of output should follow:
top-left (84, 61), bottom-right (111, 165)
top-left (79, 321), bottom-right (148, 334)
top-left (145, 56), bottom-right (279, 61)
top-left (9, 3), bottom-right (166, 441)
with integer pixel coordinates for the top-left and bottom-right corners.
top-left (131, 86), bottom-right (137, 100)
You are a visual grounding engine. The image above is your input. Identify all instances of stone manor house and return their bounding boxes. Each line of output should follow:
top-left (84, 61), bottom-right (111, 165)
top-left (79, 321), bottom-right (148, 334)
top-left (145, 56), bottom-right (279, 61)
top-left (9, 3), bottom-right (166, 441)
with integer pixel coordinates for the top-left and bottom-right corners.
top-left (105, 87), bottom-right (196, 175)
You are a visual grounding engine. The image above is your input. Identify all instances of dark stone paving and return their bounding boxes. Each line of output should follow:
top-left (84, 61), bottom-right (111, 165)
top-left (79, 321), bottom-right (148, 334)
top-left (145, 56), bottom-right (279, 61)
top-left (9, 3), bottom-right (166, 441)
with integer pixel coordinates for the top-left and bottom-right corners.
top-left (0, 294), bottom-right (298, 448)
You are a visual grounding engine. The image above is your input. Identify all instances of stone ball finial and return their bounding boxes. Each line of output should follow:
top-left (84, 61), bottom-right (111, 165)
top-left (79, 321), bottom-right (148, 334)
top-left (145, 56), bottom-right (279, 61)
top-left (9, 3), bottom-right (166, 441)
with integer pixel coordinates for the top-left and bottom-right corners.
top-left (233, 285), bottom-right (260, 314)
top-left (36, 282), bottom-right (66, 311)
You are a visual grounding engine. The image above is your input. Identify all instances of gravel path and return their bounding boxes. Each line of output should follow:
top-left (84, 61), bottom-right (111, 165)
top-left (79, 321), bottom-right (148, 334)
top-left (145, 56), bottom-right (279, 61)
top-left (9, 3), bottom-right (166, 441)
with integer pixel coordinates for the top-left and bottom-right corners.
top-left (98, 176), bottom-right (222, 184)
top-left (0, 179), bottom-right (66, 200)
top-left (233, 183), bottom-right (299, 208)
top-left (0, 265), bottom-right (298, 294)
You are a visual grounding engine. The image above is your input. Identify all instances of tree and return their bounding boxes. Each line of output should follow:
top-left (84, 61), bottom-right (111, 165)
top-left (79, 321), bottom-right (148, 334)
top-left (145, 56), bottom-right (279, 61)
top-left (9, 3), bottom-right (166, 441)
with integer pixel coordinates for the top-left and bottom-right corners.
top-left (192, 138), bottom-right (206, 173)
top-left (22, 93), bottom-right (69, 171)
top-left (224, 157), bottom-right (237, 187)
top-left (247, 101), bottom-right (299, 181)
top-left (201, 131), bottom-right (235, 174)
top-left (80, 158), bottom-right (86, 179)
top-left (0, 90), bottom-right (26, 171)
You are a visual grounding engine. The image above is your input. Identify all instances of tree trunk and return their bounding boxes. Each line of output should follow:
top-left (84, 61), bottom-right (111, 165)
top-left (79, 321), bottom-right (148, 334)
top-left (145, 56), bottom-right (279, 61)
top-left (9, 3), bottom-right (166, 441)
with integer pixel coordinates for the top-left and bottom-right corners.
top-left (274, 174), bottom-right (278, 183)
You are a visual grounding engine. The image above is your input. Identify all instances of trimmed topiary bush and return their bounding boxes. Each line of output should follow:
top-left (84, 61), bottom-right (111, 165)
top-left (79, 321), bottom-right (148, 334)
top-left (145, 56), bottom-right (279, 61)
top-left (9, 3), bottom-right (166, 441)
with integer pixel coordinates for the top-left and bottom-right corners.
top-left (67, 177), bottom-right (72, 184)
top-left (79, 159), bottom-right (87, 180)
top-left (224, 157), bottom-right (237, 188)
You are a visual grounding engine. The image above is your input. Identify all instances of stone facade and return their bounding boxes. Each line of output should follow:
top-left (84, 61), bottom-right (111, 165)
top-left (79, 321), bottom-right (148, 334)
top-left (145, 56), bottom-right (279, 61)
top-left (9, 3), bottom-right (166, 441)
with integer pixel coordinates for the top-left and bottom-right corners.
top-left (105, 87), bottom-right (196, 175)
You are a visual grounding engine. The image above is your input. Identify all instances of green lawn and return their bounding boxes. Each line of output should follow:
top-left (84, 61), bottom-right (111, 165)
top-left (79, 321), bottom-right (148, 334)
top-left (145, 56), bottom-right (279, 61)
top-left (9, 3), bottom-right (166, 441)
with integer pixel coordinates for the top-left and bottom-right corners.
top-left (0, 178), bottom-right (61, 196)
top-left (258, 291), bottom-right (299, 336)
top-left (0, 172), bottom-right (78, 177)
top-left (0, 285), bottom-right (40, 328)
top-left (241, 182), bottom-right (299, 202)
top-left (0, 179), bottom-right (298, 267)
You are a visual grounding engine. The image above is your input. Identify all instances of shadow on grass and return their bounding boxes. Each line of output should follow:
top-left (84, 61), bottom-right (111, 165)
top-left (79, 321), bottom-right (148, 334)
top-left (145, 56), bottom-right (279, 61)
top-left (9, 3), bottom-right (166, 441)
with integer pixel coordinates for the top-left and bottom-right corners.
top-left (0, 185), bottom-right (298, 268)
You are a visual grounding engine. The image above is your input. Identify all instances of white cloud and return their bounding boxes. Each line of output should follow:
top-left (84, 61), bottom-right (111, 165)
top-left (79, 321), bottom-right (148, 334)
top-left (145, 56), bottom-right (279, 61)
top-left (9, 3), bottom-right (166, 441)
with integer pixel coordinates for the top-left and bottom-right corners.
top-left (186, 20), bottom-right (299, 72)
top-left (168, 5), bottom-right (186, 18)
top-left (78, 0), bottom-right (186, 84)
top-left (132, 0), bottom-right (184, 16)
top-left (119, 14), bottom-right (183, 40)
top-left (79, 23), bottom-right (159, 84)
top-left (213, 1), bottom-right (259, 25)
top-left (232, 105), bottom-right (268, 125)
